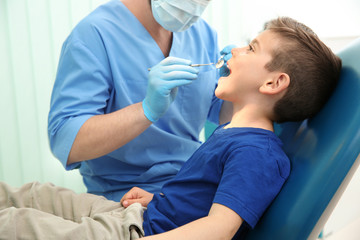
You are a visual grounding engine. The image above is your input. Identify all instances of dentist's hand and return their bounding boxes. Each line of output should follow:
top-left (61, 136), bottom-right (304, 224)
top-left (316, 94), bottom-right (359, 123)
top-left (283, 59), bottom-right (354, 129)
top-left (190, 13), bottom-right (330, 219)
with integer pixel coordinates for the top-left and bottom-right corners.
top-left (143, 57), bottom-right (199, 122)
top-left (219, 44), bottom-right (236, 77)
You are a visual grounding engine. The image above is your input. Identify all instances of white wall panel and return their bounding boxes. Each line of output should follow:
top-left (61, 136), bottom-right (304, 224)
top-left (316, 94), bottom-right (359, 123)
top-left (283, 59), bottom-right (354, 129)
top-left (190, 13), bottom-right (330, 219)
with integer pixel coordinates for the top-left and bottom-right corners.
top-left (0, 0), bottom-right (100, 192)
top-left (0, 0), bottom-right (23, 186)
top-left (3, 0), bottom-right (43, 184)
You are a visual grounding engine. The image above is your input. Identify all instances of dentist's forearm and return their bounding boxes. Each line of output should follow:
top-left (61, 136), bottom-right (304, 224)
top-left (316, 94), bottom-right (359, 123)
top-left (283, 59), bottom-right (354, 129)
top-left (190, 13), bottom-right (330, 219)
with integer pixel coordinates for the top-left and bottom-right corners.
top-left (67, 102), bottom-right (151, 164)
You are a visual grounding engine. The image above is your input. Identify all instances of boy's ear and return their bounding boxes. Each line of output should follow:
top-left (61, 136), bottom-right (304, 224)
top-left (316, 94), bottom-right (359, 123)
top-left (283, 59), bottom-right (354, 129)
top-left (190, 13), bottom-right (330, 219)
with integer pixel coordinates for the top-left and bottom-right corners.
top-left (259, 73), bottom-right (290, 95)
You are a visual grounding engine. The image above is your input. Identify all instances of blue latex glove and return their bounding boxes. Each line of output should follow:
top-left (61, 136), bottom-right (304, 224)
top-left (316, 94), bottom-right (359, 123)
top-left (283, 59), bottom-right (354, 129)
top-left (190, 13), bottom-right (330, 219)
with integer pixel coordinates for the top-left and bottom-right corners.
top-left (143, 57), bottom-right (199, 122)
top-left (219, 44), bottom-right (237, 77)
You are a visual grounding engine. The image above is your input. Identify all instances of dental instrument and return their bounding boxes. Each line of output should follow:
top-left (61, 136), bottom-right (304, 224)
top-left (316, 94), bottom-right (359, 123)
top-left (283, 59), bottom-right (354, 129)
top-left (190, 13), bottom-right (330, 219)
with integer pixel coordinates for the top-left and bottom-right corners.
top-left (214, 54), bottom-right (225, 69)
top-left (148, 55), bottom-right (225, 71)
top-left (191, 54), bottom-right (226, 69)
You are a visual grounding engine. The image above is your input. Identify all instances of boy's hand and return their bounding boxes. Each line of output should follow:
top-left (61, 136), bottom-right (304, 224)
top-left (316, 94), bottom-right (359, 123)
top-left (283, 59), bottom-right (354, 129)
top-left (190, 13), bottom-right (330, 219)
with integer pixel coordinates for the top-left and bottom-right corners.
top-left (120, 187), bottom-right (154, 208)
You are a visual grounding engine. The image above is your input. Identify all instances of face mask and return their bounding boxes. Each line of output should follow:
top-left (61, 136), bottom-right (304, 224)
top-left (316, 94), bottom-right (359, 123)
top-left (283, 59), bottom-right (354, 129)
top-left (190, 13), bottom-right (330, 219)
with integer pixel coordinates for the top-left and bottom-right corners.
top-left (151, 0), bottom-right (210, 32)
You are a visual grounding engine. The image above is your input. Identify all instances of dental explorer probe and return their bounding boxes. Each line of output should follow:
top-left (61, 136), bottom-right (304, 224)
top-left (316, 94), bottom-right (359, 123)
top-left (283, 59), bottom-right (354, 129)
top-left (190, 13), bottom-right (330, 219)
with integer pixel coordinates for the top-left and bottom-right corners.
top-left (147, 54), bottom-right (225, 71)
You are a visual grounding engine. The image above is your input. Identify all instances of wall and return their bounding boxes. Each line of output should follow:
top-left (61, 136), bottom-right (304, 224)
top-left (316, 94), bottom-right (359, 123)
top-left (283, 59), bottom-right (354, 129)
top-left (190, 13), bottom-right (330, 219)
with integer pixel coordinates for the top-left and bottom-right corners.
top-left (0, 0), bottom-right (109, 192)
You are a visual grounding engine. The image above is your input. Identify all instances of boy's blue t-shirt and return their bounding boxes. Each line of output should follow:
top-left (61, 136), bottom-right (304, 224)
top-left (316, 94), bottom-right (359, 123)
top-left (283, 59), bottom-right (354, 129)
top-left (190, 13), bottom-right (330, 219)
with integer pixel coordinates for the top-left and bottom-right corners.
top-left (143, 126), bottom-right (290, 237)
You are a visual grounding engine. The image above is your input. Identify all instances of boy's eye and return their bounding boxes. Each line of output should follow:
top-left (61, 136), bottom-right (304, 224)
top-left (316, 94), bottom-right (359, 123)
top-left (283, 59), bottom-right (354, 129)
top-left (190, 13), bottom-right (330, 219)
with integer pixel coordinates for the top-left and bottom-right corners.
top-left (248, 44), bottom-right (254, 52)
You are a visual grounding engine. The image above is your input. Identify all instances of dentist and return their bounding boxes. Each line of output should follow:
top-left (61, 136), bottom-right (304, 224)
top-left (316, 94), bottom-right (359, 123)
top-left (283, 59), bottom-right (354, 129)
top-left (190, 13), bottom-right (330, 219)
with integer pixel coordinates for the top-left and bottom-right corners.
top-left (48, 0), bottom-right (232, 201)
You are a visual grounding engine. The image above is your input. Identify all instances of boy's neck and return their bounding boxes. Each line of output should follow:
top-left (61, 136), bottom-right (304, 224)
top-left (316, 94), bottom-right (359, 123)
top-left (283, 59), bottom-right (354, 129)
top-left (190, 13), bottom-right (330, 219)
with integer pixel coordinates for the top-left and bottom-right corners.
top-left (225, 104), bottom-right (274, 132)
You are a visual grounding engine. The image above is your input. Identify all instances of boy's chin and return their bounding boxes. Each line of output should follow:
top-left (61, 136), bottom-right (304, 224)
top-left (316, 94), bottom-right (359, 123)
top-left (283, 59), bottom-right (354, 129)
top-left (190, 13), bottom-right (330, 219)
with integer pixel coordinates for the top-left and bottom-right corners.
top-left (214, 87), bottom-right (225, 100)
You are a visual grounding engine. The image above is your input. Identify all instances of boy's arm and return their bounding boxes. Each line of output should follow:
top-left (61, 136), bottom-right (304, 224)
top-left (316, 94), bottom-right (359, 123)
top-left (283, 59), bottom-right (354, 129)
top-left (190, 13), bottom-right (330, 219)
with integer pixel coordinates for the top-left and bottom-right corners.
top-left (142, 203), bottom-right (243, 240)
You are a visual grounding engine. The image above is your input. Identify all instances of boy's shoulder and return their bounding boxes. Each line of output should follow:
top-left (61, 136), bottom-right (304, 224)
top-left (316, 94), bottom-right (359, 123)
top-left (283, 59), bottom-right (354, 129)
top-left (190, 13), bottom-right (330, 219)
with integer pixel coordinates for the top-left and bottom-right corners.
top-left (209, 126), bottom-right (290, 178)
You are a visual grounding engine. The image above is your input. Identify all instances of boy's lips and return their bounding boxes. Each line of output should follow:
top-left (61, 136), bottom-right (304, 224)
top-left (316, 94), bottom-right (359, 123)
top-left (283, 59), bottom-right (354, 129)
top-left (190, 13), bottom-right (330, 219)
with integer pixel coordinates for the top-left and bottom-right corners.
top-left (227, 62), bottom-right (232, 75)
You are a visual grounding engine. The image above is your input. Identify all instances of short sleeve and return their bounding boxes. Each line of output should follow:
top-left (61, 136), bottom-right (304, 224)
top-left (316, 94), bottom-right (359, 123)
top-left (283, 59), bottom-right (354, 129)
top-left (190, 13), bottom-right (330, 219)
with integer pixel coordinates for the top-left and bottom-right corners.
top-left (213, 147), bottom-right (288, 228)
top-left (48, 31), bottom-right (112, 169)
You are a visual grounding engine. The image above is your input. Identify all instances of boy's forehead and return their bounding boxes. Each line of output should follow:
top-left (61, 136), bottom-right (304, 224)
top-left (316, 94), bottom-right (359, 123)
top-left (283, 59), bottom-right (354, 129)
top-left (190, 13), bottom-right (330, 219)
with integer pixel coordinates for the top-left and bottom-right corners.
top-left (254, 30), bottom-right (281, 52)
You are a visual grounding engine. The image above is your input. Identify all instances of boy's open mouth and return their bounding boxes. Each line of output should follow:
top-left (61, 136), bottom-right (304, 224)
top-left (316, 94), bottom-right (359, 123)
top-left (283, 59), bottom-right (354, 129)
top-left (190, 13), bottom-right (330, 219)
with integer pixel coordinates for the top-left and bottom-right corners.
top-left (227, 62), bottom-right (232, 75)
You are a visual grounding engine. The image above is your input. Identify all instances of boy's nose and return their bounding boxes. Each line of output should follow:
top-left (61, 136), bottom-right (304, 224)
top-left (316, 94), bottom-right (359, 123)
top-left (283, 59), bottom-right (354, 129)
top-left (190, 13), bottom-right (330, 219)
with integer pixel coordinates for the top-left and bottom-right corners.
top-left (231, 48), bottom-right (239, 56)
top-left (232, 47), bottom-right (248, 56)
top-left (231, 47), bottom-right (242, 56)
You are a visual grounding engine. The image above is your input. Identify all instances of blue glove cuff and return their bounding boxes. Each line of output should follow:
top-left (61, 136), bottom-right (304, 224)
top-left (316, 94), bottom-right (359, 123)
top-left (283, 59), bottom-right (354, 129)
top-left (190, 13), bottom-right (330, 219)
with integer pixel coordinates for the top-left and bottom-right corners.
top-left (142, 101), bottom-right (158, 123)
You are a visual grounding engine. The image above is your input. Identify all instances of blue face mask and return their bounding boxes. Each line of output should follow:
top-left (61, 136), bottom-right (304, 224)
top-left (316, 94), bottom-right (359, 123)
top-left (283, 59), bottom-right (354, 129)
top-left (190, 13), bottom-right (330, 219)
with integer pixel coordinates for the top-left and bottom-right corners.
top-left (151, 0), bottom-right (210, 32)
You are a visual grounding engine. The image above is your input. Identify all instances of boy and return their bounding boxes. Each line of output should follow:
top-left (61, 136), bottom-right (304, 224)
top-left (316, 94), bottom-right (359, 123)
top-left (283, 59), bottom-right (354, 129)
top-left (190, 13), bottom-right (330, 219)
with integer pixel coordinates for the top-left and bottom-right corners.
top-left (0, 17), bottom-right (341, 239)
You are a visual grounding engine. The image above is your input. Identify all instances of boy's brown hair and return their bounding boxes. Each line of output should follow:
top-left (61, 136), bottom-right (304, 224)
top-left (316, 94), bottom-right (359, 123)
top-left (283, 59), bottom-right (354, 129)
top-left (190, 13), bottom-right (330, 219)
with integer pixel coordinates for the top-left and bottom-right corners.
top-left (264, 17), bottom-right (342, 123)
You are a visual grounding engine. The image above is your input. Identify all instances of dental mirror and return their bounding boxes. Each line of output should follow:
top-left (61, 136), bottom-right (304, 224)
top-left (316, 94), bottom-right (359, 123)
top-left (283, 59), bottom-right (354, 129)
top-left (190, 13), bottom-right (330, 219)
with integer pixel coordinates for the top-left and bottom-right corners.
top-left (215, 55), bottom-right (225, 69)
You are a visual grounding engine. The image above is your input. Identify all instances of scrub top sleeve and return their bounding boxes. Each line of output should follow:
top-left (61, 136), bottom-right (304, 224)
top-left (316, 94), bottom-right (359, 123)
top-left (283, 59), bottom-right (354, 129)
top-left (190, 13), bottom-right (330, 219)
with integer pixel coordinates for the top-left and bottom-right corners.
top-left (48, 40), bottom-right (112, 170)
top-left (50, 115), bottom-right (92, 170)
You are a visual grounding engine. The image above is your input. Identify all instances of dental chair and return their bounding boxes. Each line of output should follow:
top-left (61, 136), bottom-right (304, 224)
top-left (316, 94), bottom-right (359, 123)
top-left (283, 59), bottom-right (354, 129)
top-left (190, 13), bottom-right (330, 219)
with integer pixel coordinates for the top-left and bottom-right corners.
top-left (243, 38), bottom-right (360, 239)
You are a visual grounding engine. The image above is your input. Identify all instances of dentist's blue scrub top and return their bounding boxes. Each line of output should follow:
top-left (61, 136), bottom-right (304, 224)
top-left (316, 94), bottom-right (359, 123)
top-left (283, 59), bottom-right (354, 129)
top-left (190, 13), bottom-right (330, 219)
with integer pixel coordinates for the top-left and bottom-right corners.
top-left (48, 0), bottom-right (222, 201)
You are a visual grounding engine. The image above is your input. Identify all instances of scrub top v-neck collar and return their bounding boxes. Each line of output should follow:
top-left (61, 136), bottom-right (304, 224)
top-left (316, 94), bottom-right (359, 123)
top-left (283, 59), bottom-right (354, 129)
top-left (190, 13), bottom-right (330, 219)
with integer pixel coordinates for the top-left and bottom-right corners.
top-left (118, 0), bottom-right (178, 60)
